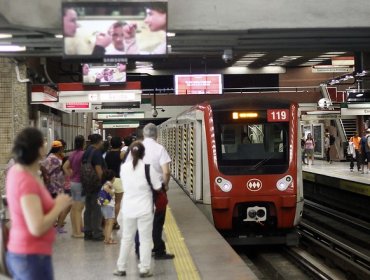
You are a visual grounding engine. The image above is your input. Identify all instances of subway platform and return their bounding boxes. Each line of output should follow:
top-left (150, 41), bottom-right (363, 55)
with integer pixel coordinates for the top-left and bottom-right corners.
top-left (51, 180), bottom-right (258, 280)
top-left (302, 160), bottom-right (370, 197)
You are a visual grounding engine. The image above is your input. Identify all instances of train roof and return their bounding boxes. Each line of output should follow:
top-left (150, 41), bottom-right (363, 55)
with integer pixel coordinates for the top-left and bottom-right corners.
top-left (206, 96), bottom-right (294, 110)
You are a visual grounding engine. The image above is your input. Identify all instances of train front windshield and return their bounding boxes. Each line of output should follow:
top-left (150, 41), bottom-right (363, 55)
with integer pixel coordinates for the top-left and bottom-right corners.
top-left (214, 110), bottom-right (290, 175)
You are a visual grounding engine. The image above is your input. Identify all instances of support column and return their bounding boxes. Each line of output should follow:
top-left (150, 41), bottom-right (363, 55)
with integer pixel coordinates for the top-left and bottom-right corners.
top-left (0, 58), bottom-right (29, 194)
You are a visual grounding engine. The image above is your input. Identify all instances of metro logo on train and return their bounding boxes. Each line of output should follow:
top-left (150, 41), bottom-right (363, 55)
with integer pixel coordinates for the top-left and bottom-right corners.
top-left (246, 179), bottom-right (263, 192)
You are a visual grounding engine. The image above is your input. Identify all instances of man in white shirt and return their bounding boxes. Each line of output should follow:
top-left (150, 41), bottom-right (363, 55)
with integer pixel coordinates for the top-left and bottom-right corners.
top-left (128, 123), bottom-right (174, 259)
top-left (142, 123), bottom-right (173, 259)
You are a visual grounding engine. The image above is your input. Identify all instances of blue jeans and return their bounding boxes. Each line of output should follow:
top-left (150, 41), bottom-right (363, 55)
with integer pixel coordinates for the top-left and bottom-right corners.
top-left (6, 252), bottom-right (54, 280)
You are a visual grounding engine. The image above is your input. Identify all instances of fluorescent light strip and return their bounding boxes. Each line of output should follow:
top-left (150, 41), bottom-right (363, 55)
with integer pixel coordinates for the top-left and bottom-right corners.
top-left (325, 52), bottom-right (347, 55)
top-left (0, 45), bottom-right (26, 52)
top-left (166, 32), bottom-right (176, 37)
top-left (55, 34), bottom-right (63, 39)
top-left (0, 33), bottom-right (12, 39)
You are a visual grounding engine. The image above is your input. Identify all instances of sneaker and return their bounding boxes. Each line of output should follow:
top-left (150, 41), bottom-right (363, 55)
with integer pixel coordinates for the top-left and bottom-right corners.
top-left (113, 270), bottom-right (126, 277)
top-left (139, 270), bottom-right (153, 278)
top-left (154, 253), bottom-right (175, 260)
top-left (350, 169), bottom-right (354, 172)
top-left (361, 171), bottom-right (365, 174)
top-left (84, 232), bottom-right (93, 241)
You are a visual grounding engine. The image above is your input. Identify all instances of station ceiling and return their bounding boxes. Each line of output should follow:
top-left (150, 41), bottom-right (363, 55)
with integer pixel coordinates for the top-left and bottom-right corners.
top-left (1, 8), bottom-right (369, 70)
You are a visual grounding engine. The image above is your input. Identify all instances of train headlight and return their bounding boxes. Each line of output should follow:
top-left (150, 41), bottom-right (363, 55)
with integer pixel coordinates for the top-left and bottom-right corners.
top-left (215, 177), bottom-right (232, 192)
top-left (276, 175), bottom-right (293, 191)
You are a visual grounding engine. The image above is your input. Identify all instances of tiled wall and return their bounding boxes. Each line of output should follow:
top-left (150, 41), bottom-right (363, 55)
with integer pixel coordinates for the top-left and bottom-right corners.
top-left (0, 57), bottom-right (29, 194)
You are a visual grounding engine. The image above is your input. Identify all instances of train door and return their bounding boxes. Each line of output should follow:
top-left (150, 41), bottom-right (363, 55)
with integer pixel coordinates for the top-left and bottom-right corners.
top-left (194, 120), bottom-right (203, 202)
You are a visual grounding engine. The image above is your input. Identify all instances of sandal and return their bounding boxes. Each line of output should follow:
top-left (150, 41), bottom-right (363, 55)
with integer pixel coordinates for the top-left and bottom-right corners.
top-left (113, 223), bottom-right (120, 230)
top-left (104, 239), bottom-right (117, 245)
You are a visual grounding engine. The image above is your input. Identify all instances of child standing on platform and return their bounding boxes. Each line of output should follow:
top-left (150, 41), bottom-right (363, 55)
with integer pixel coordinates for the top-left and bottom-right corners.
top-left (99, 170), bottom-right (116, 244)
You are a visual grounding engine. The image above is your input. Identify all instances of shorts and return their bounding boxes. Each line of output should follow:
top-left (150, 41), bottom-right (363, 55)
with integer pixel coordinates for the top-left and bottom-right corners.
top-left (101, 205), bottom-right (115, 219)
top-left (366, 152), bottom-right (370, 163)
top-left (113, 177), bottom-right (123, 194)
top-left (70, 182), bottom-right (85, 202)
top-left (305, 149), bottom-right (314, 157)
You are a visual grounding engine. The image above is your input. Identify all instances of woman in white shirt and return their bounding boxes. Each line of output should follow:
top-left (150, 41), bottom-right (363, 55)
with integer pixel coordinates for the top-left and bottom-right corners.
top-left (114, 141), bottom-right (162, 278)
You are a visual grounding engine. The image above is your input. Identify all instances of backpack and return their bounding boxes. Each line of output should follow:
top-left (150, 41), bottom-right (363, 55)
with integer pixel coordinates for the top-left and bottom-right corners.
top-left (329, 135), bottom-right (335, 145)
top-left (97, 187), bottom-right (112, 206)
top-left (80, 148), bottom-right (101, 194)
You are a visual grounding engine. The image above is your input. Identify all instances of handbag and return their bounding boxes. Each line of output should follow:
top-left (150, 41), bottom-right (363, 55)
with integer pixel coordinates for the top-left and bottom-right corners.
top-left (0, 199), bottom-right (11, 277)
top-left (144, 164), bottom-right (168, 212)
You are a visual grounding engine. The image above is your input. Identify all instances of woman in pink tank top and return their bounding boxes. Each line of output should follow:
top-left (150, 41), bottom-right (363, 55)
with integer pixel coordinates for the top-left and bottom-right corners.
top-left (6, 128), bottom-right (71, 280)
top-left (304, 133), bottom-right (315, 165)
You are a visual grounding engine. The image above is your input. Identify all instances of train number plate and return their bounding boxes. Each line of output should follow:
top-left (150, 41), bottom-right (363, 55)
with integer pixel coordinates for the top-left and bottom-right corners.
top-left (267, 109), bottom-right (289, 122)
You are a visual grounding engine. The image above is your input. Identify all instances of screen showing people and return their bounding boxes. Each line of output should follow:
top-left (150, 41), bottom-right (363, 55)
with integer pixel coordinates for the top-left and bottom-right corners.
top-left (82, 63), bottom-right (126, 85)
top-left (63, 1), bottom-right (167, 57)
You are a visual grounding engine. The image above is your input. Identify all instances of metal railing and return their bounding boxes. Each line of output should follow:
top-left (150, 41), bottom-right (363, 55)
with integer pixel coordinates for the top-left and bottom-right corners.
top-left (142, 86), bottom-right (321, 95)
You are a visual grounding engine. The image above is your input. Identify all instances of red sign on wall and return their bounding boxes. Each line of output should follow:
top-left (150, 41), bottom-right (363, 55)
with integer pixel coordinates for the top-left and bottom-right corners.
top-left (65, 102), bottom-right (90, 109)
top-left (174, 74), bottom-right (223, 95)
top-left (267, 109), bottom-right (290, 122)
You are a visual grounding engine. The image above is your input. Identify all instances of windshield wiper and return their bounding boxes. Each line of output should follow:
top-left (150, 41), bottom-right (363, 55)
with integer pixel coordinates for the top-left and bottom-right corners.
top-left (248, 154), bottom-right (276, 171)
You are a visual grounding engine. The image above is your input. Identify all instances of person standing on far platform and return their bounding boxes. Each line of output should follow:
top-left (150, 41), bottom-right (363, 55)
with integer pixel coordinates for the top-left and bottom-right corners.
top-left (6, 128), bottom-right (71, 280)
top-left (360, 129), bottom-right (370, 174)
top-left (324, 132), bottom-right (331, 163)
top-left (349, 132), bottom-right (362, 172)
top-left (304, 133), bottom-right (315, 166)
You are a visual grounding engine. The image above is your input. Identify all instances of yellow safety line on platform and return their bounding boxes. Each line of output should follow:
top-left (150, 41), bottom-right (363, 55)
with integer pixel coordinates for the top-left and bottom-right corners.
top-left (164, 207), bottom-right (201, 280)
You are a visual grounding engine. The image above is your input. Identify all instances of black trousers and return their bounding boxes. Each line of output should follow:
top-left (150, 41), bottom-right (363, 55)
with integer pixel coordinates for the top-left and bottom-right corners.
top-left (152, 209), bottom-right (166, 254)
top-left (84, 192), bottom-right (102, 238)
top-left (326, 147), bottom-right (331, 162)
top-left (350, 150), bottom-right (361, 170)
top-left (135, 209), bottom-right (167, 255)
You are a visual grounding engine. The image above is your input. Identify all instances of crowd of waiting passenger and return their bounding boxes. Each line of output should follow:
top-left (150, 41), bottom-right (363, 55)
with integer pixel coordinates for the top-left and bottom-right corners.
top-left (4, 123), bottom-right (174, 279)
top-left (301, 127), bottom-right (370, 174)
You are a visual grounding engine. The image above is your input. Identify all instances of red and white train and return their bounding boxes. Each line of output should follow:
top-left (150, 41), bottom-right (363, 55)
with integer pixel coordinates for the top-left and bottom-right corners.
top-left (158, 97), bottom-right (303, 245)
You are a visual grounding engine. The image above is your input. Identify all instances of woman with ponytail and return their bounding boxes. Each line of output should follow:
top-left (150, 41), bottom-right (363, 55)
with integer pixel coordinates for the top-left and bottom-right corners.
top-left (114, 141), bottom-right (162, 278)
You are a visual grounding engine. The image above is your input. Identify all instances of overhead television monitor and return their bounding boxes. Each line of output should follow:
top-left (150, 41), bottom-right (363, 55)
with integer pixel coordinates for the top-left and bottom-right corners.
top-left (82, 63), bottom-right (126, 85)
top-left (63, 1), bottom-right (168, 58)
top-left (174, 74), bottom-right (223, 95)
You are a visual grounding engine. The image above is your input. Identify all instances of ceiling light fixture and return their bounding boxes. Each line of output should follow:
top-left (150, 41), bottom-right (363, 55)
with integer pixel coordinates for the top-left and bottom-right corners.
top-left (54, 34), bottom-right (63, 39)
top-left (0, 45), bottom-right (26, 52)
top-left (0, 33), bottom-right (12, 39)
top-left (166, 32), bottom-right (176, 37)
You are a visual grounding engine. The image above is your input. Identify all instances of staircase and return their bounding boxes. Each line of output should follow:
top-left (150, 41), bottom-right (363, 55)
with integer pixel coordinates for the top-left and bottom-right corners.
top-left (341, 119), bottom-right (357, 140)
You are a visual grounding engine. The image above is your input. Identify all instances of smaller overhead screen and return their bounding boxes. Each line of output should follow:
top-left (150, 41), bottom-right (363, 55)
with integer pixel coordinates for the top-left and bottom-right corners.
top-left (63, 1), bottom-right (167, 58)
top-left (82, 63), bottom-right (126, 85)
top-left (175, 74), bottom-right (223, 95)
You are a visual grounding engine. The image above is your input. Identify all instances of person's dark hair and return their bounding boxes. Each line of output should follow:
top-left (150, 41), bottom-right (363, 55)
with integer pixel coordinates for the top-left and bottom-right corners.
top-left (147, 3), bottom-right (167, 13)
top-left (74, 135), bottom-right (85, 150)
top-left (123, 136), bottom-right (133, 147)
top-left (12, 127), bottom-right (44, 165)
top-left (130, 141), bottom-right (145, 169)
top-left (110, 136), bottom-right (122, 149)
top-left (90, 134), bottom-right (103, 145)
top-left (102, 141), bottom-right (110, 154)
top-left (57, 139), bottom-right (66, 148)
top-left (102, 169), bottom-right (115, 183)
top-left (48, 146), bottom-right (63, 156)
